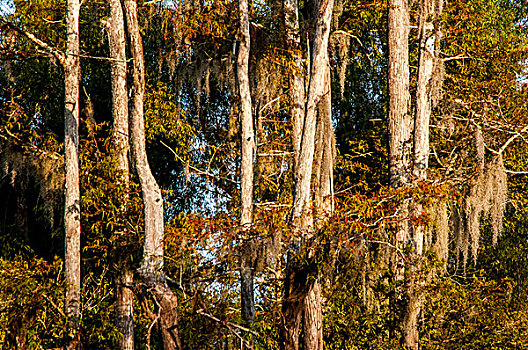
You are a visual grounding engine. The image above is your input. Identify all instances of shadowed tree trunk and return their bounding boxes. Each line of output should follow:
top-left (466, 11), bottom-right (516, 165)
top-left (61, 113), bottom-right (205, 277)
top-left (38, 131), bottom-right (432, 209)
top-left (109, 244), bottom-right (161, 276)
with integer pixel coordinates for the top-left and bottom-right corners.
top-left (108, 0), bottom-right (134, 348)
top-left (238, 0), bottom-right (256, 327)
top-left (123, 1), bottom-right (181, 349)
top-left (282, 0), bottom-right (334, 348)
top-left (64, 0), bottom-right (81, 348)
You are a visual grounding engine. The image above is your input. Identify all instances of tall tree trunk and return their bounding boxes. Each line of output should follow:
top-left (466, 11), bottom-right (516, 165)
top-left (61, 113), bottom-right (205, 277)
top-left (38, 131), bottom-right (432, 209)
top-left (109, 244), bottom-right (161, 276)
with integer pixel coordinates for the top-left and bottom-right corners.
top-left (284, 0), bottom-right (305, 172)
top-left (108, 0), bottom-right (134, 348)
top-left (64, 0), bottom-right (81, 348)
top-left (388, 0), bottom-right (411, 190)
top-left (414, 0), bottom-right (443, 182)
top-left (123, 1), bottom-right (181, 349)
top-left (237, 0), bottom-right (256, 327)
top-left (282, 0), bottom-right (334, 349)
top-left (304, 62), bottom-right (334, 350)
top-left (405, 1), bottom-right (444, 349)
top-left (387, 0), bottom-right (412, 346)
top-left (280, 2), bottom-right (305, 343)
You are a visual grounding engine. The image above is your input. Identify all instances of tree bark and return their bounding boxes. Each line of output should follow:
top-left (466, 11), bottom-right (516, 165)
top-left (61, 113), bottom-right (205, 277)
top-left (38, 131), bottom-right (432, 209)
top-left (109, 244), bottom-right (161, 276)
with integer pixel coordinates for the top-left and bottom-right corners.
top-left (414, 0), bottom-right (443, 182)
top-left (123, 1), bottom-right (181, 349)
top-left (388, 0), bottom-right (412, 346)
top-left (123, 0), bottom-right (164, 275)
top-left (64, 0), bottom-right (81, 348)
top-left (282, 0), bottom-right (334, 349)
top-left (388, 0), bottom-right (412, 190)
top-left (284, 0), bottom-right (305, 172)
top-left (405, 1), bottom-right (444, 348)
top-left (108, 0), bottom-right (134, 348)
top-left (237, 0), bottom-right (256, 326)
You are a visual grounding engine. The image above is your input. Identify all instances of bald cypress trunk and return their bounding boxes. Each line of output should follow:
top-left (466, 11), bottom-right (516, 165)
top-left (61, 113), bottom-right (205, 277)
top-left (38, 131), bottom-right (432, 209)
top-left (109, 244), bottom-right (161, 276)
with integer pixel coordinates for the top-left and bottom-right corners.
top-left (238, 0), bottom-right (256, 327)
top-left (123, 1), bottom-right (181, 349)
top-left (282, 0), bottom-right (334, 348)
top-left (284, 0), bottom-right (305, 172)
top-left (388, 0), bottom-right (411, 190)
top-left (108, 0), bottom-right (134, 348)
top-left (387, 0), bottom-right (412, 346)
top-left (405, 1), bottom-right (444, 348)
top-left (64, 0), bottom-right (81, 348)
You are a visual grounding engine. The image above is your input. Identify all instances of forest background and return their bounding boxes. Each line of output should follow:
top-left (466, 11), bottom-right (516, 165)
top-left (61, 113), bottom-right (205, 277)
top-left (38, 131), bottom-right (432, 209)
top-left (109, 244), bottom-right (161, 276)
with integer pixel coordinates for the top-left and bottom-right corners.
top-left (1, 0), bottom-right (528, 349)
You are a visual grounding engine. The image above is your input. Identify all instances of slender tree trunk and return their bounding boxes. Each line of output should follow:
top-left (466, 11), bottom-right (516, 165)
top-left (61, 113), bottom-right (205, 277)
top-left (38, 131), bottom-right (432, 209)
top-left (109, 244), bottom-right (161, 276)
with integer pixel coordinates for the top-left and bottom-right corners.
top-left (414, 0), bottom-right (443, 182)
top-left (280, 3), bottom-right (305, 343)
top-left (304, 59), bottom-right (334, 350)
top-left (284, 0), bottom-right (305, 171)
top-left (405, 1), bottom-right (444, 348)
top-left (282, 0), bottom-right (334, 349)
top-left (108, 0), bottom-right (134, 348)
top-left (237, 0), bottom-right (256, 327)
top-left (123, 1), bottom-right (181, 349)
top-left (388, 0), bottom-right (412, 346)
top-left (388, 0), bottom-right (411, 190)
top-left (64, 0), bottom-right (81, 348)
top-left (123, 0), bottom-right (164, 275)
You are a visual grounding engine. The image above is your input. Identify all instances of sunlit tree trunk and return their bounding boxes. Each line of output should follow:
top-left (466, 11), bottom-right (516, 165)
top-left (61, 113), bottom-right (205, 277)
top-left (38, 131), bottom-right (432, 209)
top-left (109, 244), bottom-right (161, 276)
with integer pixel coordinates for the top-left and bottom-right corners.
top-left (388, 0), bottom-right (412, 346)
top-left (388, 0), bottom-right (411, 190)
top-left (284, 0), bottom-right (305, 171)
top-left (123, 1), bottom-right (181, 349)
top-left (64, 0), bottom-right (81, 348)
top-left (108, 0), bottom-right (134, 348)
top-left (405, 1), bottom-right (444, 348)
top-left (304, 62), bottom-right (334, 350)
top-left (282, 0), bottom-right (334, 348)
top-left (238, 0), bottom-right (256, 327)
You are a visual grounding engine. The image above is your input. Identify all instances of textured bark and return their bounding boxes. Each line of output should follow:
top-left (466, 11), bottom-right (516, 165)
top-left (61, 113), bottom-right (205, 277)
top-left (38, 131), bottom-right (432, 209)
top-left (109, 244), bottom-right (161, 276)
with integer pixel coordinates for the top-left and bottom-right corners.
top-left (388, 0), bottom-right (412, 189)
top-left (303, 281), bottom-right (323, 350)
top-left (237, 0), bottom-right (256, 326)
top-left (405, 1), bottom-right (444, 348)
top-left (414, 0), bottom-right (443, 182)
top-left (124, 1), bottom-right (180, 349)
top-left (108, 0), bottom-right (134, 348)
top-left (115, 268), bottom-right (134, 350)
top-left (284, 0), bottom-right (305, 171)
top-left (123, 0), bottom-right (164, 276)
top-left (388, 0), bottom-right (412, 346)
top-left (282, 0), bottom-right (334, 349)
top-left (314, 64), bottom-right (334, 217)
top-left (64, 0), bottom-right (81, 348)
top-left (290, 0), bottom-right (334, 232)
top-left (109, 0), bottom-right (129, 183)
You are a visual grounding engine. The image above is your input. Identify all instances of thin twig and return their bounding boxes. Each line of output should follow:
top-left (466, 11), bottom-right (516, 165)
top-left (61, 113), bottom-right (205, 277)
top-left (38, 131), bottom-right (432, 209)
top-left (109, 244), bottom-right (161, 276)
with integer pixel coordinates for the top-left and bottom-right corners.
top-left (42, 293), bottom-right (66, 319)
top-left (146, 293), bottom-right (162, 350)
top-left (333, 30), bottom-right (363, 46)
top-left (196, 308), bottom-right (259, 339)
top-left (160, 140), bottom-right (239, 185)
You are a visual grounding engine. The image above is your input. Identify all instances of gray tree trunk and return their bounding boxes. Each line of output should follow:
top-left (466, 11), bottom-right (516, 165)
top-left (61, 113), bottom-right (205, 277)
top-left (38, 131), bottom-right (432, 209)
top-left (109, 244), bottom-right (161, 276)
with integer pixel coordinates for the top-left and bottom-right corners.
top-left (387, 0), bottom-right (412, 346)
top-left (107, 0), bottom-right (134, 348)
top-left (388, 0), bottom-right (412, 190)
top-left (405, 1), bottom-right (444, 348)
top-left (282, 0), bottom-right (334, 349)
top-left (284, 0), bottom-right (305, 172)
top-left (237, 0), bottom-right (256, 326)
top-left (64, 0), bottom-right (81, 348)
top-left (304, 55), bottom-right (334, 350)
top-left (123, 1), bottom-right (181, 349)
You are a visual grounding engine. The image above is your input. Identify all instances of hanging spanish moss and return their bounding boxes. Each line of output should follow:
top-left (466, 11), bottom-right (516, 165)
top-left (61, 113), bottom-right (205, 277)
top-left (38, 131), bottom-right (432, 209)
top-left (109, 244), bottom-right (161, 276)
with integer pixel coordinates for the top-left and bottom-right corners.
top-left (454, 155), bottom-right (507, 265)
top-left (0, 144), bottom-right (64, 227)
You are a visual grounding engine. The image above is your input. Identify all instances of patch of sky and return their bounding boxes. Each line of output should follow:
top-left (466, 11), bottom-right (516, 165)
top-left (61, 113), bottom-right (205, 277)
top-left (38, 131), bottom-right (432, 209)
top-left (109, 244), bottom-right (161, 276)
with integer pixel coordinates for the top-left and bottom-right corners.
top-left (0, 0), bottom-right (15, 17)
